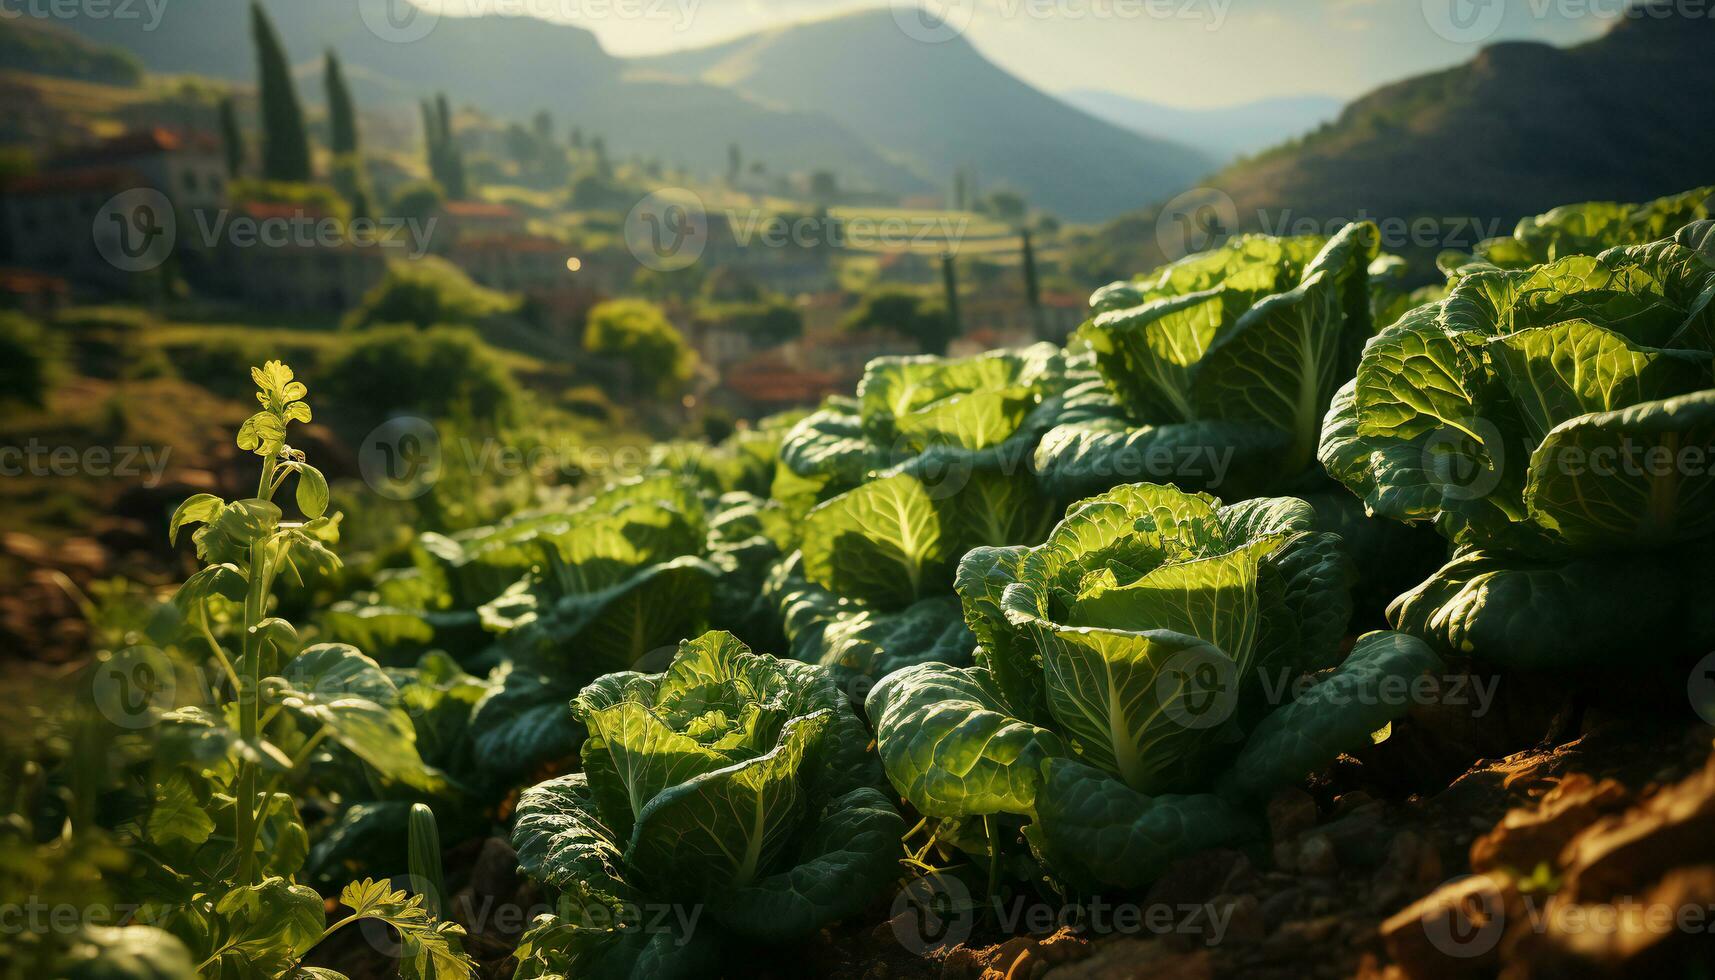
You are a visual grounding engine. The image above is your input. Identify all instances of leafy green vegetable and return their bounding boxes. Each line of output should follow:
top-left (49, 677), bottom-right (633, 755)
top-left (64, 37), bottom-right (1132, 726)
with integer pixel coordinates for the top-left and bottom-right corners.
top-left (869, 482), bottom-right (1440, 887)
top-left (1443, 185), bottom-right (1714, 276)
top-left (511, 631), bottom-right (902, 978)
top-left (1037, 224), bottom-right (1380, 501)
top-left (1322, 235), bottom-right (1715, 665)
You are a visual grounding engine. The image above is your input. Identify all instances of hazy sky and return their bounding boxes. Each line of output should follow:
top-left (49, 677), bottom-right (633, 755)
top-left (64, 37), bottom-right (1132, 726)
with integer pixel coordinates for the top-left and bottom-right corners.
top-left (414, 0), bottom-right (1624, 107)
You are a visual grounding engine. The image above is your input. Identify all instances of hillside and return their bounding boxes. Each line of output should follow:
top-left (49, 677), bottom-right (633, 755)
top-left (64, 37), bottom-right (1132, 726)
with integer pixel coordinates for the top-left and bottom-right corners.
top-left (50, 0), bottom-right (930, 196)
top-left (1059, 91), bottom-right (1341, 164)
top-left (1075, 3), bottom-right (1715, 282)
top-left (0, 17), bottom-right (142, 87)
top-left (51, 0), bottom-right (1211, 216)
top-left (631, 9), bottom-right (1213, 221)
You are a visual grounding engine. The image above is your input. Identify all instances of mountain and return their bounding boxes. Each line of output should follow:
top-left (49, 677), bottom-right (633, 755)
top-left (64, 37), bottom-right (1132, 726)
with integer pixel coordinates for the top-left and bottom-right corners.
top-left (1058, 91), bottom-right (1342, 164)
top-left (0, 16), bottom-right (143, 86)
top-left (49, 0), bottom-right (1208, 218)
top-left (633, 10), bottom-right (1213, 221)
top-left (49, 0), bottom-right (929, 196)
top-left (1073, 2), bottom-right (1715, 283)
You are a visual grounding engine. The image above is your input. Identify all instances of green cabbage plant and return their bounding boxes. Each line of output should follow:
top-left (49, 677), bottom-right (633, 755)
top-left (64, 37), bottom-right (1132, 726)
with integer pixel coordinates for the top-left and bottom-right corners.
top-left (510, 631), bottom-right (904, 979)
top-left (868, 482), bottom-right (1442, 888)
top-left (463, 474), bottom-right (724, 777)
top-left (1321, 237), bottom-right (1715, 666)
top-left (779, 343), bottom-right (1067, 504)
top-left (1034, 223), bottom-right (1379, 503)
top-left (1444, 185), bottom-right (1714, 276)
top-left (766, 346), bottom-right (1069, 678)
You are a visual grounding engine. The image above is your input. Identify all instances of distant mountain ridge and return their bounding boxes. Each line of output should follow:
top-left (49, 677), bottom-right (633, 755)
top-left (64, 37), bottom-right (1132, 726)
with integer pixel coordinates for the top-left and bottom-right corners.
top-left (46, 0), bottom-right (929, 199)
top-left (48, 0), bottom-right (1213, 219)
top-left (1058, 91), bottom-right (1342, 164)
top-left (1075, 2), bottom-right (1715, 282)
top-left (632, 10), bottom-right (1213, 220)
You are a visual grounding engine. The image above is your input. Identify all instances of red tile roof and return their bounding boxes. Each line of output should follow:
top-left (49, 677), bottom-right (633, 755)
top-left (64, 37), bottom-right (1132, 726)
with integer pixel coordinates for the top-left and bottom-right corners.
top-left (237, 200), bottom-right (334, 221)
top-left (2, 167), bottom-right (143, 195)
top-left (52, 128), bottom-right (219, 167)
top-left (0, 268), bottom-right (70, 295)
top-left (452, 234), bottom-right (565, 254)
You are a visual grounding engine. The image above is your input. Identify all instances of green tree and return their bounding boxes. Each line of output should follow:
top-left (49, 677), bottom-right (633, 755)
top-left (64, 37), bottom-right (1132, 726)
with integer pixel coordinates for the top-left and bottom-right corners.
top-left (323, 50), bottom-right (358, 155)
top-left (809, 169), bottom-right (837, 206)
top-left (0, 313), bottom-right (62, 407)
top-left (532, 109), bottom-right (553, 143)
top-left (1020, 228), bottom-right (1040, 309)
top-left (322, 325), bottom-right (517, 431)
top-left (251, 1), bottom-right (310, 181)
top-left (323, 50), bottom-right (370, 217)
top-left (218, 96), bottom-right (244, 177)
top-left (726, 143), bottom-right (741, 186)
top-left (589, 135), bottom-right (611, 178)
top-left (504, 122), bottom-right (537, 169)
top-left (346, 256), bottom-right (519, 330)
top-left (940, 252), bottom-right (962, 341)
top-left (390, 179), bottom-right (445, 224)
top-left (583, 298), bottom-right (698, 398)
top-left (437, 94), bottom-right (468, 198)
top-left (988, 190), bottom-right (1027, 226)
top-left (844, 286), bottom-right (954, 355)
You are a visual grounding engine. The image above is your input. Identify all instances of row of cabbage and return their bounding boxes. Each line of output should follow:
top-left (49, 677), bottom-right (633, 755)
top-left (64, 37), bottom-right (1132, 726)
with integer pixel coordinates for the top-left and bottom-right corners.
top-left (309, 186), bottom-right (1715, 978)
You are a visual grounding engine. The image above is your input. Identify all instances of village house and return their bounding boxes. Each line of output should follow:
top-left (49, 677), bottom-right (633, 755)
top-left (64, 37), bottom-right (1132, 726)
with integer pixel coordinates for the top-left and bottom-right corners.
top-left (0, 128), bottom-right (225, 289)
top-left (195, 201), bottom-right (385, 312)
top-left (433, 200), bottom-right (527, 245)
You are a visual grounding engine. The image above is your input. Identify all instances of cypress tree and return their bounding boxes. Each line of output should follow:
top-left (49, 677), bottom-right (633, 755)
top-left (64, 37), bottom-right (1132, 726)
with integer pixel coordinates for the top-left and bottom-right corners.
top-left (420, 97), bottom-right (441, 179)
top-left (1020, 229), bottom-right (1040, 309)
top-left (590, 135), bottom-right (610, 179)
top-left (434, 93), bottom-right (467, 198)
top-left (940, 252), bottom-right (962, 338)
top-left (218, 96), bottom-right (244, 177)
top-left (251, 1), bottom-right (310, 181)
top-left (324, 50), bottom-right (358, 156)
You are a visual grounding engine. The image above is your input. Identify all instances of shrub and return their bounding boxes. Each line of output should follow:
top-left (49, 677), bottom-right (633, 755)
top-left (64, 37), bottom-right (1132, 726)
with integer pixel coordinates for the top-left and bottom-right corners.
top-left (320, 325), bottom-right (517, 431)
top-left (344, 257), bottom-right (519, 330)
top-left (0, 312), bottom-right (62, 407)
top-left (583, 298), bottom-right (698, 398)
